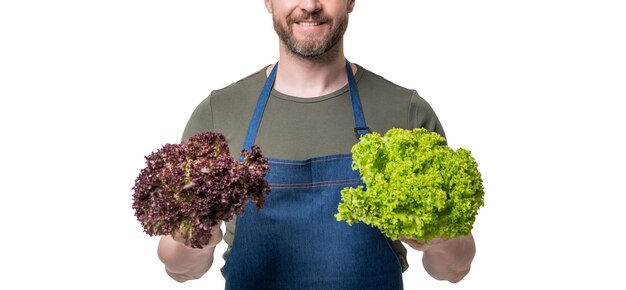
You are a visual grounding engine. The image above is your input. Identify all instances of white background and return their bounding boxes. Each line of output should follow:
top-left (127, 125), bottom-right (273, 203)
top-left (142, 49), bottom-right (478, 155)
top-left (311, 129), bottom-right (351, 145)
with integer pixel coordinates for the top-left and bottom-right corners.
top-left (1, 0), bottom-right (625, 289)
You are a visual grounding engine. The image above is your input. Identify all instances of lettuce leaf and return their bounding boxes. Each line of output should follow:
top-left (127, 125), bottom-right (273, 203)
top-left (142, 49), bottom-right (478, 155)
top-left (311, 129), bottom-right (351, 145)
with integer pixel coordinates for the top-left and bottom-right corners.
top-left (336, 128), bottom-right (484, 242)
top-left (132, 131), bottom-right (270, 248)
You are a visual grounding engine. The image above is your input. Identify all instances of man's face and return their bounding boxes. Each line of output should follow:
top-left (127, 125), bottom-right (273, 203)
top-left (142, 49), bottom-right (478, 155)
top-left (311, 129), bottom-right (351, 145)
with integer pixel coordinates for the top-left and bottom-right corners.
top-left (266, 0), bottom-right (355, 59)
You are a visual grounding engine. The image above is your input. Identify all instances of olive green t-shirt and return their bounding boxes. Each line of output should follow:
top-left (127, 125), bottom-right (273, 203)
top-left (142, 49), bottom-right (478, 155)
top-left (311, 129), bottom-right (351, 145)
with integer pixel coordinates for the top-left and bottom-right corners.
top-left (182, 64), bottom-right (446, 272)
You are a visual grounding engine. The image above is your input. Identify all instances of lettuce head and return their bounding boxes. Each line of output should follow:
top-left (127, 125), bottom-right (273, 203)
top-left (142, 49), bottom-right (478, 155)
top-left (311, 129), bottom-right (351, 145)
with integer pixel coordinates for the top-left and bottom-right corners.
top-left (336, 128), bottom-right (484, 242)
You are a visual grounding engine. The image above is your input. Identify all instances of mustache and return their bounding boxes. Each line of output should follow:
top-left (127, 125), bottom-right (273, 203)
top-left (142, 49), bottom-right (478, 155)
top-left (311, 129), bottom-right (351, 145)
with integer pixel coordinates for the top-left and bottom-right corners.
top-left (287, 12), bottom-right (332, 24)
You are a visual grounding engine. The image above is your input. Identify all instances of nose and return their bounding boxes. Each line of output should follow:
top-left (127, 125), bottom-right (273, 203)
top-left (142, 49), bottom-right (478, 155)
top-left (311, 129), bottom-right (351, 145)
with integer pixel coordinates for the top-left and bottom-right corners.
top-left (299, 0), bottom-right (322, 14)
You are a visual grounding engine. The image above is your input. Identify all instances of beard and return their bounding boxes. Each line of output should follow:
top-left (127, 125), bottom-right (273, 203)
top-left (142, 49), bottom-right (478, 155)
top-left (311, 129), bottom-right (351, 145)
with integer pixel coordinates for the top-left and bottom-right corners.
top-left (273, 10), bottom-right (348, 61)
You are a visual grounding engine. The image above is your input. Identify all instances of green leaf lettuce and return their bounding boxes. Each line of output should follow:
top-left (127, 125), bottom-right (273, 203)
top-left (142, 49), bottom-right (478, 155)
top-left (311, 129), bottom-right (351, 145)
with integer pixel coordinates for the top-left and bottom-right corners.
top-left (335, 128), bottom-right (484, 242)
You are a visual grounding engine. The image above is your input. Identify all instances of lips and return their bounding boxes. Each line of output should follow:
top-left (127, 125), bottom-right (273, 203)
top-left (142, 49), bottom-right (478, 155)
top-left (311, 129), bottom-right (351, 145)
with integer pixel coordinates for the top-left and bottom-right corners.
top-left (289, 15), bottom-right (331, 27)
top-left (297, 22), bottom-right (322, 27)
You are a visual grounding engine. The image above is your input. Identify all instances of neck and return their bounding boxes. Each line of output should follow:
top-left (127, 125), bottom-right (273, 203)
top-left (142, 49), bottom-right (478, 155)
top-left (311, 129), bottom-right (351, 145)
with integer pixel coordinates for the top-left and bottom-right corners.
top-left (267, 41), bottom-right (356, 98)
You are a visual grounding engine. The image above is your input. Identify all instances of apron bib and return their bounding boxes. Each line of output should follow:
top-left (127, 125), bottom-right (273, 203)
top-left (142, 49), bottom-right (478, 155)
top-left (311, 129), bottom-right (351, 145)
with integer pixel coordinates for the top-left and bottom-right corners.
top-left (222, 61), bottom-right (403, 290)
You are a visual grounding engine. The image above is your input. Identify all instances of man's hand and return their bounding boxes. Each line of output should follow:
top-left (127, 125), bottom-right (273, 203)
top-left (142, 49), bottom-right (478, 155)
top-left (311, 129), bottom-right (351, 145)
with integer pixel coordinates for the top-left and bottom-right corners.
top-left (157, 222), bottom-right (223, 282)
top-left (399, 235), bottom-right (445, 251)
top-left (399, 233), bottom-right (476, 283)
top-left (170, 222), bottom-right (223, 249)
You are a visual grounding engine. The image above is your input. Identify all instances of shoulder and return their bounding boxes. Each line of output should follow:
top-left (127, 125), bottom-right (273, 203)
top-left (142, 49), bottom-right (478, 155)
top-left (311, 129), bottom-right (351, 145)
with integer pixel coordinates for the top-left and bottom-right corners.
top-left (357, 65), bottom-right (438, 114)
top-left (188, 67), bottom-right (267, 111)
top-left (209, 67), bottom-right (268, 104)
top-left (191, 67), bottom-right (267, 123)
top-left (355, 64), bottom-right (446, 136)
top-left (356, 65), bottom-right (416, 101)
top-left (182, 66), bottom-right (268, 141)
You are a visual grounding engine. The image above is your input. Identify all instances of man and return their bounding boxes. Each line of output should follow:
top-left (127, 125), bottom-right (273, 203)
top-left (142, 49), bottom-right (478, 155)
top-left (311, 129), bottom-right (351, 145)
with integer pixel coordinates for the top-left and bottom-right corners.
top-left (157, 1), bottom-right (476, 289)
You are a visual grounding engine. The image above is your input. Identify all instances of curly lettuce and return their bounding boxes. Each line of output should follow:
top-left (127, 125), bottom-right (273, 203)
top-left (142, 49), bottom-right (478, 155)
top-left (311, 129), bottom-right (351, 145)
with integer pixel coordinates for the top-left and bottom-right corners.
top-left (335, 128), bottom-right (484, 242)
top-left (132, 131), bottom-right (270, 248)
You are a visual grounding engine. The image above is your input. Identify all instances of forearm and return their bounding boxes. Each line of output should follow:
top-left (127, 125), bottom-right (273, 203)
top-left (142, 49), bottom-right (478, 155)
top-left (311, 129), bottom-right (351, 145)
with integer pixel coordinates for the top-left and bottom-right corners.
top-left (157, 235), bottom-right (217, 282)
top-left (421, 233), bottom-right (475, 283)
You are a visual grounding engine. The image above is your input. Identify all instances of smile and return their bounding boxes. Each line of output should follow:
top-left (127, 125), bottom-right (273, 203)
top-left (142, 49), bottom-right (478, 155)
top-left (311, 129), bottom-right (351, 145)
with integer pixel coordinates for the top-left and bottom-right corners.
top-left (300, 22), bottom-right (321, 26)
top-left (296, 22), bottom-right (323, 27)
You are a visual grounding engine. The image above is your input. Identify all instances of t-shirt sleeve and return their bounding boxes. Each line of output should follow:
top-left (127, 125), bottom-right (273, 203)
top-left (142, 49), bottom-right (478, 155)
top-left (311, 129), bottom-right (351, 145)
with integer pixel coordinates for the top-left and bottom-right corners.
top-left (181, 93), bottom-right (215, 142)
top-left (409, 90), bottom-right (447, 144)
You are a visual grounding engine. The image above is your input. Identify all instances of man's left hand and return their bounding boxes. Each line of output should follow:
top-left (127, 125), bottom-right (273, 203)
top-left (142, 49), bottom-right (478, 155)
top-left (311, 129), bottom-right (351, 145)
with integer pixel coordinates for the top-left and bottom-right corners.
top-left (399, 234), bottom-right (476, 283)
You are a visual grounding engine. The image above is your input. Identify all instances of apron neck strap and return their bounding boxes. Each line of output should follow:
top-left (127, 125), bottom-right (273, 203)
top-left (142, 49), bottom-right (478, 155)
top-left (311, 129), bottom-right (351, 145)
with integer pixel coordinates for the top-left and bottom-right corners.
top-left (242, 63), bottom-right (278, 152)
top-left (345, 61), bottom-right (371, 139)
top-left (242, 60), bottom-right (370, 152)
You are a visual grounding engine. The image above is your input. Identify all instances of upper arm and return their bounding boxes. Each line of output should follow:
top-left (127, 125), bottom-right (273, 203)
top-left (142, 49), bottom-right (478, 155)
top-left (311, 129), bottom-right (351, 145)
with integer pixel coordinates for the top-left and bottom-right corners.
top-left (409, 91), bottom-right (447, 144)
top-left (181, 93), bottom-right (215, 142)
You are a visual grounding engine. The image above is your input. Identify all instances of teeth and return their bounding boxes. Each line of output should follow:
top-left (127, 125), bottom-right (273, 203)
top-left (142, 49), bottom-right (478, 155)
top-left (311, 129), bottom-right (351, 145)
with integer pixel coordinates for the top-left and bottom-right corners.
top-left (300, 22), bottom-right (321, 26)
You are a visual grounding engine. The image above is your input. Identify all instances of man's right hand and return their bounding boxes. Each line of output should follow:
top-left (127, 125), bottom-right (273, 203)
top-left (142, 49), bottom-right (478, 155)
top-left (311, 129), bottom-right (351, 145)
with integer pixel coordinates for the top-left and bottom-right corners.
top-left (170, 222), bottom-right (223, 249)
top-left (157, 222), bottom-right (223, 282)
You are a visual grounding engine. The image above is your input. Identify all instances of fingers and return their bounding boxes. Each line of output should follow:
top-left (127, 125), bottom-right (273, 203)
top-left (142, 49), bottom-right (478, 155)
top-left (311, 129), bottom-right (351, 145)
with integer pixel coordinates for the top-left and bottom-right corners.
top-left (171, 232), bottom-right (187, 244)
top-left (207, 223), bottom-right (223, 248)
top-left (399, 235), bottom-right (425, 250)
top-left (170, 221), bottom-right (224, 248)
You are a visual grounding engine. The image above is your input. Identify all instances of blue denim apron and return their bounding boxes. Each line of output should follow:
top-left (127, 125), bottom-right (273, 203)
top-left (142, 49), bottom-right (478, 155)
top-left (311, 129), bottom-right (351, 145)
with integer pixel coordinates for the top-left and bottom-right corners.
top-left (222, 61), bottom-right (404, 290)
